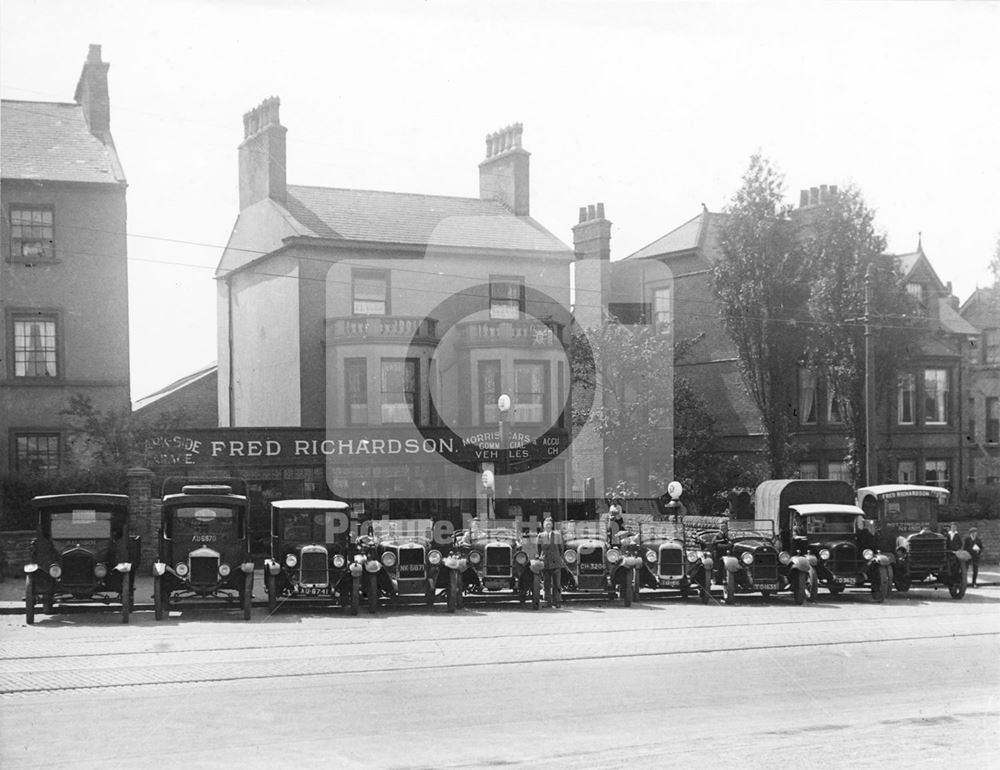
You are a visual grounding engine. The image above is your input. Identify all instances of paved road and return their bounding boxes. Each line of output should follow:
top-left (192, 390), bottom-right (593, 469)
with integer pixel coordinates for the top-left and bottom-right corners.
top-left (2, 588), bottom-right (998, 769)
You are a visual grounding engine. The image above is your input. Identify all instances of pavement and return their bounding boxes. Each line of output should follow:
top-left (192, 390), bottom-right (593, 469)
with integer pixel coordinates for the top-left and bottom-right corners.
top-left (1, 564), bottom-right (997, 614)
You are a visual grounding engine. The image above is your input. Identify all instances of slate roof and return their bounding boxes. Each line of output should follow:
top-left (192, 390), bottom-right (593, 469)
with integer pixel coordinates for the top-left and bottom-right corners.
top-left (1, 100), bottom-right (125, 184)
top-left (132, 362), bottom-right (217, 412)
top-left (624, 210), bottom-right (726, 262)
top-left (284, 185), bottom-right (570, 252)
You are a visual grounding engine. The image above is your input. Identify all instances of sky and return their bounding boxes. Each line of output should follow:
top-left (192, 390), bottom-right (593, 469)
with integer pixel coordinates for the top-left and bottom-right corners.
top-left (2, 0), bottom-right (998, 404)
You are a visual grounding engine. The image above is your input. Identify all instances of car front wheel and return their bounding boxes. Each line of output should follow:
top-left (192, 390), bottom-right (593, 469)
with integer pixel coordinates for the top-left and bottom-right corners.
top-left (723, 570), bottom-right (737, 605)
top-left (25, 574), bottom-right (36, 625)
top-left (241, 572), bottom-right (253, 620)
top-left (153, 574), bottom-right (165, 621)
top-left (121, 577), bottom-right (131, 624)
top-left (948, 563), bottom-right (968, 600)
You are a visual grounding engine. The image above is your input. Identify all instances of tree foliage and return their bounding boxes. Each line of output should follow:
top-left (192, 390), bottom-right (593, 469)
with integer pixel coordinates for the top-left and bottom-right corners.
top-left (713, 154), bottom-right (809, 477)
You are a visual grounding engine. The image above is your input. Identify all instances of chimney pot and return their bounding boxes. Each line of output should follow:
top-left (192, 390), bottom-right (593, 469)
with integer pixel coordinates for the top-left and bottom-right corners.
top-left (579, 207), bottom-right (587, 224)
top-left (588, 204), bottom-right (597, 221)
top-left (74, 43), bottom-right (111, 137)
top-left (829, 185), bottom-right (838, 198)
top-left (479, 122), bottom-right (530, 215)
top-left (820, 184), bottom-right (829, 202)
top-left (238, 96), bottom-right (287, 210)
top-left (596, 202), bottom-right (605, 219)
top-left (810, 187), bottom-right (819, 205)
top-left (800, 190), bottom-right (809, 208)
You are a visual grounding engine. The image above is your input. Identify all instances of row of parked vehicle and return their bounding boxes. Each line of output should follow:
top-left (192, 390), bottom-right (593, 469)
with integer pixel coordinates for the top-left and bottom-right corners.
top-left (21, 477), bottom-right (970, 624)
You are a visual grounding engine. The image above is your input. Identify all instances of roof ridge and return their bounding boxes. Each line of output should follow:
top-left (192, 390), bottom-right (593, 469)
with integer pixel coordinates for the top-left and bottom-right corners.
top-left (288, 183), bottom-right (496, 205)
top-left (625, 210), bottom-right (706, 260)
top-left (1, 99), bottom-right (81, 108)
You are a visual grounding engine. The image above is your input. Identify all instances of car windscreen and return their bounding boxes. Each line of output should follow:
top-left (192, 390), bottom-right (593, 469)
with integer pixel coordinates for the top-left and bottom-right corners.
top-left (560, 522), bottom-right (602, 540)
top-left (882, 497), bottom-right (937, 524)
top-left (638, 522), bottom-right (681, 540)
top-left (470, 528), bottom-right (518, 543)
top-left (369, 519), bottom-right (433, 541)
top-left (49, 510), bottom-right (113, 539)
top-left (173, 506), bottom-right (237, 535)
top-left (802, 513), bottom-right (860, 536)
top-left (280, 510), bottom-right (347, 542)
top-left (729, 519), bottom-right (775, 540)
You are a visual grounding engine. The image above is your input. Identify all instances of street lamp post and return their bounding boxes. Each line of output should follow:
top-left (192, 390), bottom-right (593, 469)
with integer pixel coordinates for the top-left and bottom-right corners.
top-left (496, 394), bottom-right (511, 519)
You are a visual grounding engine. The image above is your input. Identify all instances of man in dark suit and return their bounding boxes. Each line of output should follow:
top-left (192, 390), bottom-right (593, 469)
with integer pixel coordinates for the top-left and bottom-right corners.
top-left (536, 517), bottom-right (565, 608)
top-left (963, 526), bottom-right (984, 587)
top-left (946, 522), bottom-right (963, 551)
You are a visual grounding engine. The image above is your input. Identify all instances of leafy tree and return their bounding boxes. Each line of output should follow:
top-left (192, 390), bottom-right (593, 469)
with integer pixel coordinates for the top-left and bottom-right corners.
top-left (797, 186), bottom-right (920, 485)
top-left (713, 154), bottom-right (809, 477)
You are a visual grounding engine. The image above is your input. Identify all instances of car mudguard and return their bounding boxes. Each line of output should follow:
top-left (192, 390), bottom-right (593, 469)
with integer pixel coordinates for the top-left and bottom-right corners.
top-left (152, 561), bottom-right (167, 577)
top-left (701, 555), bottom-right (714, 572)
top-left (115, 562), bottom-right (132, 573)
top-left (364, 559), bottom-right (381, 574)
top-left (721, 555), bottom-right (741, 574)
top-left (528, 558), bottom-right (544, 575)
top-left (240, 561), bottom-right (254, 574)
top-left (789, 555), bottom-right (811, 573)
top-left (871, 553), bottom-right (892, 567)
top-left (951, 549), bottom-right (972, 564)
top-left (264, 558), bottom-right (281, 576)
top-left (23, 563), bottom-right (38, 574)
top-left (348, 562), bottom-right (363, 578)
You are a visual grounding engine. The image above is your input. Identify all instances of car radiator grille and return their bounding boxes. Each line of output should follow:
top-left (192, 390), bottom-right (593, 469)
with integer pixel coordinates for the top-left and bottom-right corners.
top-left (485, 545), bottom-right (512, 577)
top-left (61, 551), bottom-right (94, 585)
top-left (397, 546), bottom-right (425, 577)
top-left (828, 544), bottom-right (857, 577)
top-left (578, 548), bottom-right (605, 574)
top-left (190, 554), bottom-right (219, 585)
top-left (751, 551), bottom-right (779, 582)
top-left (908, 538), bottom-right (945, 569)
top-left (658, 547), bottom-right (683, 577)
top-left (300, 549), bottom-right (329, 585)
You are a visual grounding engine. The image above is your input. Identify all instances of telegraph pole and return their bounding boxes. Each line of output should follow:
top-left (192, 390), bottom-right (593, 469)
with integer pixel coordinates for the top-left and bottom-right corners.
top-left (863, 266), bottom-right (877, 486)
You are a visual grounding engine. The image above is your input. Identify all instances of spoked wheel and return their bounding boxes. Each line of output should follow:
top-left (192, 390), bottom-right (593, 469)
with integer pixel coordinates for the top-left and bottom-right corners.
top-left (368, 572), bottom-right (379, 614)
top-left (623, 570), bottom-right (634, 607)
top-left (807, 567), bottom-right (819, 603)
top-left (948, 563), bottom-right (968, 600)
top-left (266, 571), bottom-right (278, 613)
top-left (722, 570), bottom-right (737, 605)
top-left (447, 569), bottom-right (459, 613)
top-left (350, 575), bottom-right (360, 616)
top-left (793, 572), bottom-right (806, 606)
top-left (153, 574), bottom-right (165, 621)
top-left (242, 571), bottom-right (253, 620)
top-left (25, 574), bottom-right (36, 625)
top-left (120, 576), bottom-right (131, 624)
top-left (531, 573), bottom-right (541, 610)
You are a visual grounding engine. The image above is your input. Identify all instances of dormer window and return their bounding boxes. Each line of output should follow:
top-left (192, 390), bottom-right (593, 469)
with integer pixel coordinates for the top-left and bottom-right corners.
top-left (906, 282), bottom-right (924, 303)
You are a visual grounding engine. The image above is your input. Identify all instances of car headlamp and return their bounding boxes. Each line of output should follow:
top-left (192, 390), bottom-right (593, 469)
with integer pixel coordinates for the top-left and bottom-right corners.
top-left (606, 548), bottom-right (621, 564)
top-left (819, 549), bottom-right (831, 561)
top-left (285, 553), bottom-right (298, 568)
top-left (468, 550), bottom-right (482, 566)
top-left (175, 561), bottom-right (189, 577)
top-left (332, 554), bottom-right (346, 569)
top-left (740, 552), bottom-right (754, 566)
top-left (48, 564), bottom-right (62, 579)
top-left (94, 563), bottom-right (108, 579)
top-left (563, 549), bottom-right (578, 565)
top-left (218, 563), bottom-right (231, 577)
top-left (862, 548), bottom-right (874, 561)
top-left (685, 550), bottom-right (698, 563)
top-left (381, 551), bottom-right (397, 568)
top-left (428, 549), bottom-right (442, 565)
top-left (778, 551), bottom-right (791, 565)
top-left (645, 550), bottom-right (657, 564)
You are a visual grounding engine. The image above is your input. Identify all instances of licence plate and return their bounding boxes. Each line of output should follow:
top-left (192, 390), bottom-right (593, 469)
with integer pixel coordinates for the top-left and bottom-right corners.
top-left (658, 578), bottom-right (681, 587)
top-left (755, 583), bottom-right (778, 591)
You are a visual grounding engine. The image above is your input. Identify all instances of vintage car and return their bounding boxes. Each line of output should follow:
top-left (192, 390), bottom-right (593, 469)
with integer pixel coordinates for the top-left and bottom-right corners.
top-left (702, 518), bottom-right (783, 604)
top-left (456, 518), bottom-right (523, 593)
top-left (23, 493), bottom-right (139, 625)
top-left (631, 515), bottom-right (713, 603)
top-left (263, 499), bottom-right (354, 613)
top-left (370, 518), bottom-right (466, 612)
top-left (153, 480), bottom-right (254, 620)
top-left (787, 503), bottom-right (893, 601)
top-left (560, 521), bottom-right (639, 606)
top-left (857, 484), bottom-right (970, 599)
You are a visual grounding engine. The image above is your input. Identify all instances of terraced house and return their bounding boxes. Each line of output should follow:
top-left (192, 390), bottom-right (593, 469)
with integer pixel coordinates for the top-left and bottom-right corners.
top-left (0, 45), bottom-right (129, 499)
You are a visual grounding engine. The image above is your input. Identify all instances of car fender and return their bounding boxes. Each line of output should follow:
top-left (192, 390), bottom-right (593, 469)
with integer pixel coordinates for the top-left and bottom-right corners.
top-left (153, 561), bottom-right (167, 577)
top-left (622, 555), bottom-right (640, 569)
top-left (348, 563), bottom-right (363, 578)
top-left (529, 558), bottom-right (545, 574)
top-left (700, 555), bottom-right (714, 572)
top-left (364, 559), bottom-right (381, 574)
top-left (24, 562), bottom-right (38, 574)
top-left (241, 561), bottom-right (254, 574)
top-left (115, 562), bottom-right (132, 573)
top-left (872, 553), bottom-right (892, 567)
top-left (721, 555), bottom-right (741, 574)
top-left (950, 549), bottom-right (972, 565)
top-left (265, 559), bottom-right (281, 576)
top-left (789, 555), bottom-right (812, 573)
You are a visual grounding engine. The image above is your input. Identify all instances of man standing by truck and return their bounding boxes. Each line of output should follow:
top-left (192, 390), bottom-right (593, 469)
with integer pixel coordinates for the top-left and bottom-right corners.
top-left (964, 527), bottom-right (984, 587)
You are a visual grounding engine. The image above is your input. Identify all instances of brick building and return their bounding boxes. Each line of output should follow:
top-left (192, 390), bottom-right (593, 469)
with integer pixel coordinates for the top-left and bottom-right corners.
top-left (961, 285), bottom-right (1000, 488)
top-left (0, 45), bottom-right (129, 481)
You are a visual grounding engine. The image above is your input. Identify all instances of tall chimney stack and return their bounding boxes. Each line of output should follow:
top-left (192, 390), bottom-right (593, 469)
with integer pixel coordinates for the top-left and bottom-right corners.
top-left (479, 123), bottom-right (530, 215)
top-left (74, 44), bottom-right (111, 138)
top-left (238, 97), bottom-right (287, 210)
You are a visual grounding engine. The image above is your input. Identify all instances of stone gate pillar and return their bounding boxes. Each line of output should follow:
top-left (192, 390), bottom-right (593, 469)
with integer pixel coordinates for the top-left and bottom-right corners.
top-left (126, 467), bottom-right (158, 566)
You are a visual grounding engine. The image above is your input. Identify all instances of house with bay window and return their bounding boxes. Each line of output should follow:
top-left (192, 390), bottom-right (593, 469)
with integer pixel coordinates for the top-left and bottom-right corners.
top-left (0, 45), bottom-right (129, 484)
top-left (215, 99), bottom-right (578, 526)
